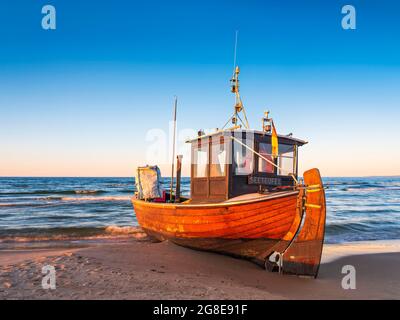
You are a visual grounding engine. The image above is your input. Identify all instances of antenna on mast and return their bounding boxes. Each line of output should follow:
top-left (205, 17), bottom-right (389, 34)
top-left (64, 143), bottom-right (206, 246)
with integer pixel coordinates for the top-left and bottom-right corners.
top-left (233, 30), bottom-right (238, 73)
top-left (222, 31), bottom-right (250, 130)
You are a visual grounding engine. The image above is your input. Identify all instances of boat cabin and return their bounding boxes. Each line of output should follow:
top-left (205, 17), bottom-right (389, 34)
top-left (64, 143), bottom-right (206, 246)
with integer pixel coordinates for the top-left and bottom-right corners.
top-left (187, 129), bottom-right (307, 202)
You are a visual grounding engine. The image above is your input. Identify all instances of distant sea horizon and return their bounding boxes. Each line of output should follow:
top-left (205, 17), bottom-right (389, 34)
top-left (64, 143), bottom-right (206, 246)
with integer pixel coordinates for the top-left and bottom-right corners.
top-left (1, 176), bottom-right (399, 247)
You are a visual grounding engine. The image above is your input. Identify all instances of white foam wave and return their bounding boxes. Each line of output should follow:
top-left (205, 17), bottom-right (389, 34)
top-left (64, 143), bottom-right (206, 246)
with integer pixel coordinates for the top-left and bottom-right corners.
top-left (105, 225), bottom-right (144, 235)
top-left (61, 196), bottom-right (131, 202)
top-left (74, 190), bottom-right (100, 194)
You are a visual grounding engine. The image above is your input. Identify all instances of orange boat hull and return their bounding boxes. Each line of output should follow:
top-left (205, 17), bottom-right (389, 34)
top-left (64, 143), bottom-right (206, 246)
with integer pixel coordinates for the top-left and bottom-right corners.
top-left (133, 191), bottom-right (299, 261)
top-left (132, 168), bottom-right (326, 277)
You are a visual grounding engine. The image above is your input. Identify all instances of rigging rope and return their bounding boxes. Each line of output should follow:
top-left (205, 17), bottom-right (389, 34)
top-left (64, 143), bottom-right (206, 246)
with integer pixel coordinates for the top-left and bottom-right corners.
top-left (230, 136), bottom-right (299, 184)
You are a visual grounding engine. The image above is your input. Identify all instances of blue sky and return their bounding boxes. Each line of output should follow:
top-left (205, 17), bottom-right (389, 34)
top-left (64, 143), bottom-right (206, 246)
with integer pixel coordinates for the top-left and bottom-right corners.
top-left (0, 0), bottom-right (399, 176)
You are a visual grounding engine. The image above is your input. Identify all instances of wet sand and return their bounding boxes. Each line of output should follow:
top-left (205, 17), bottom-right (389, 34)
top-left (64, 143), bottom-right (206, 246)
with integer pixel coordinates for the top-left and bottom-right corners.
top-left (1, 238), bottom-right (399, 299)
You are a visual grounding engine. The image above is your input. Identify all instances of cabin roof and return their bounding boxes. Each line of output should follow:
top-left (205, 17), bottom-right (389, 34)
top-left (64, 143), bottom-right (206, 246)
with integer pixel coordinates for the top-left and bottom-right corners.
top-left (185, 129), bottom-right (308, 146)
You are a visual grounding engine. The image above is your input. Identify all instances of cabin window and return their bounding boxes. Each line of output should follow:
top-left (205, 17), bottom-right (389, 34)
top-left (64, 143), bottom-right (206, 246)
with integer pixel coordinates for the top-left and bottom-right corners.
top-left (193, 143), bottom-right (208, 178)
top-left (277, 144), bottom-right (295, 176)
top-left (258, 142), bottom-right (275, 174)
top-left (210, 139), bottom-right (227, 177)
top-left (258, 143), bottom-right (295, 176)
top-left (233, 137), bottom-right (254, 175)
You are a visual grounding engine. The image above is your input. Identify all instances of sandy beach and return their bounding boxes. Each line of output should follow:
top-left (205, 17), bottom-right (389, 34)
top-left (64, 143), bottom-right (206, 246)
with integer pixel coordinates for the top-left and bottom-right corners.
top-left (1, 235), bottom-right (399, 300)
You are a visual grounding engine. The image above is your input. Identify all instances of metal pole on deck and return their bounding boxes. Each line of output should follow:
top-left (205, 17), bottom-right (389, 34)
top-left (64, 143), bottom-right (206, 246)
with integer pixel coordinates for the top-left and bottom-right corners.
top-left (170, 96), bottom-right (178, 202)
top-left (175, 155), bottom-right (183, 203)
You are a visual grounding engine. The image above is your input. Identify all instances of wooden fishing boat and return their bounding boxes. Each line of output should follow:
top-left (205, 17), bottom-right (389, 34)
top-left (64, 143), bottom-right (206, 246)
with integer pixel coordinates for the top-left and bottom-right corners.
top-left (132, 66), bottom-right (326, 277)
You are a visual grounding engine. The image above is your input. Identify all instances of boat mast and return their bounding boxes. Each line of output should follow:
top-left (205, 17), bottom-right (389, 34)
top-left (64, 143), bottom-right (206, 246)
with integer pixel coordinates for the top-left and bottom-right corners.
top-left (170, 96), bottom-right (177, 202)
top-left (231, 66), bottom-right (249, 128)
top-left (223, 31), bottom-right (250, 129)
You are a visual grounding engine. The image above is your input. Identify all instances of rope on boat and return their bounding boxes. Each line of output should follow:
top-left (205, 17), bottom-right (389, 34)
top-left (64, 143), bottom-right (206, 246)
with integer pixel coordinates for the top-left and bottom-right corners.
top-left (230, 136), bottom-right (299, 184)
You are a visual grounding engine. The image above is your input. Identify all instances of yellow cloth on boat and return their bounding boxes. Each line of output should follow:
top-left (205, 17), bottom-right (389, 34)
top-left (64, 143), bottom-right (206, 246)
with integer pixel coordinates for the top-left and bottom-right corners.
top-left (271, 120), bottom-right (279, 158)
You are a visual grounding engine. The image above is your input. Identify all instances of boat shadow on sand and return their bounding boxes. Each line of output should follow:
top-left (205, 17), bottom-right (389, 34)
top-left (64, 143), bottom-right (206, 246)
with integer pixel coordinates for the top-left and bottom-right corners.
top-left (76, 240), bottom-right (400, 300)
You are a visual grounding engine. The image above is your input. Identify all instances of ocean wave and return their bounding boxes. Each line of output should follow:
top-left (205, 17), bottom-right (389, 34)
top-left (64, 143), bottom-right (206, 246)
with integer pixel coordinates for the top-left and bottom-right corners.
top-left (59, 196), bottom-right (132, 202)
top-left (0, 195), bottom-right (132, 207)
top-left (74, 190), bottom-right (104, 194)
top-left (326, 220), bottom-right (400, 233)
top-left (119, 189), bottom-right (136, 193)
top-left (0, 201), bottom-right (71, 208)
top-left (0, 189), bottom-right (108, 196)
top-left (344, 187), bottom-right (399, 192)
top-left (0, 225), bottom-right (147, 243)
top-left (104, 225), bottom-right (143, 235)
top-left (0, 202), bottom-right (52, 207)
top-left (325, 181), bottom-right (381, 186)
top-left (325, 222), bottom-right (400, 243)
top-left (329, 208), bottom-right (400, 215)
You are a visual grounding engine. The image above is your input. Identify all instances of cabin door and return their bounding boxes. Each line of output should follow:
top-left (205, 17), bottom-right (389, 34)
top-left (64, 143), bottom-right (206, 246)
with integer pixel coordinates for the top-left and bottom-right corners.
top-left (191, 136), bottom-right (228, 202)
top-left (208, 137), bottom-right (228, 200)
top-left (191, 142), bottom-right (209, 199)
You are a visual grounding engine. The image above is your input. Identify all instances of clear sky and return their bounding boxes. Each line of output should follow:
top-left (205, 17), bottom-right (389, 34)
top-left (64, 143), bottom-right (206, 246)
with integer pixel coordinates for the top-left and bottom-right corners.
top-left (0, 0), bottom-right (399, 177)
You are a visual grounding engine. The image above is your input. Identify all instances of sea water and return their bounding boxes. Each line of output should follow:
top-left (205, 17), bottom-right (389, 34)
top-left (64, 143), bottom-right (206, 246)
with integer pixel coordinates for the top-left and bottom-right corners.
top-left (0, 176), bottom-right (399, 244)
